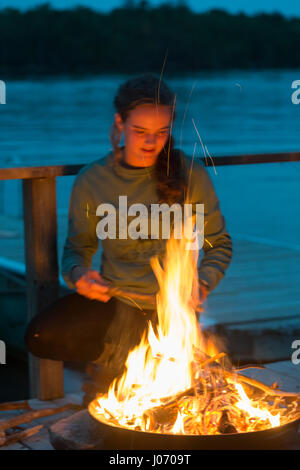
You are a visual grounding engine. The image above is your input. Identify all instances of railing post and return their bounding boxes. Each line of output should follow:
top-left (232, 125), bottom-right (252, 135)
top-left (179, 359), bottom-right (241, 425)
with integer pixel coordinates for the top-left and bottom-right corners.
top-left (0, 180), bottom-right (4, 214)
top-left (22, 177), bottom-right (64, 400)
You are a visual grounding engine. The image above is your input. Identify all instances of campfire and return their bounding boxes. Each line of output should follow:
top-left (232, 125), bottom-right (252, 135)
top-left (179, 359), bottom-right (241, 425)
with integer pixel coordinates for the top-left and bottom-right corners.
top-left (89, 233), bottom-right (300, 438)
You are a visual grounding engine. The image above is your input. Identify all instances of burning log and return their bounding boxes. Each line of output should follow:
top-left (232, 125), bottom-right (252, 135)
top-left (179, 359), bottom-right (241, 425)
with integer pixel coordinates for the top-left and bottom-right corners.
top-left (218, 410), bottom-right (237, 434)
top-left (142, 405), bottom-right (179, 432)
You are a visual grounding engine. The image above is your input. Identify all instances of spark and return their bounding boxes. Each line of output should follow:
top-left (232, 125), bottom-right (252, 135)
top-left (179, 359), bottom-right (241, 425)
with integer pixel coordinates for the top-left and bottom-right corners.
top-left (157, 48), bottom-right (168, 105)
top-left (167, 94), bottom-right (177, 177)
top-left (235, 83), bottom-right (242, 92)
top-left (204, 238), bottom-right (213, 248)
top-left (205, 145), bottom-right (217, 176)
top-left (121, 294), bottom-right (144, 312)
top-left (180, 81), bottom-right (197, 151)
top-left (191, 118), bottom-right (208, 166)
top-left (141, 48), bottom-right (169, 181)
top-left (186, 141), bottom-right (197, 203)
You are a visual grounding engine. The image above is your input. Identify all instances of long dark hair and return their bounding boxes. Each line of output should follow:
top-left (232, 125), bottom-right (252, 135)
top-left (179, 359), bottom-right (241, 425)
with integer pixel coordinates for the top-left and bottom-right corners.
top-left (110, 74), bottom-right (188, 205)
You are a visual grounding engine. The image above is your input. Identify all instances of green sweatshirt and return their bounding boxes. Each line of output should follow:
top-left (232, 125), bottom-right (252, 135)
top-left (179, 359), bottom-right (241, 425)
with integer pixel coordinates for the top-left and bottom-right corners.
top-left (62, 149), bottom-right (232, 309)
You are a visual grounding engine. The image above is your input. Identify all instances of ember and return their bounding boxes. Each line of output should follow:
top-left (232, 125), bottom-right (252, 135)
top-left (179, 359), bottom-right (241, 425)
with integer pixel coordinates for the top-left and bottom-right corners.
top-left (89, 231), bottom-right (300, 436)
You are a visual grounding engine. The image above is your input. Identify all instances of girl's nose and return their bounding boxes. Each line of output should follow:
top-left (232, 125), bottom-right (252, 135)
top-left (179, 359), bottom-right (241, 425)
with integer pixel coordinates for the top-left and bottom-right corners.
top-left (144, 134), bottom-right (156, 146)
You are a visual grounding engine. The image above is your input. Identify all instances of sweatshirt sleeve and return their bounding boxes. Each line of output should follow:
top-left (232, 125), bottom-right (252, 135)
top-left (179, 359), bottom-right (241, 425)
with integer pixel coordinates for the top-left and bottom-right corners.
top-left (61, 172), bottom-right (99, 289)
top-left (193, 164), bottom-right (232, 292)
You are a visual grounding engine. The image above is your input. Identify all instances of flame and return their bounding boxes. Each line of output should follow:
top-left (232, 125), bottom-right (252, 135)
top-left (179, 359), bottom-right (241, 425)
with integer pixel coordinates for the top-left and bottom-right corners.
top-left (234, 383), bottom-right (280, 428)
top-left (89, 230), bottom-right (298, 435)
top-left (171, 411), bottom-right (185, 434)
top-left (92, 235), bottom-right (203, 425)
top-left (204, 337), bottom-right (219, 359)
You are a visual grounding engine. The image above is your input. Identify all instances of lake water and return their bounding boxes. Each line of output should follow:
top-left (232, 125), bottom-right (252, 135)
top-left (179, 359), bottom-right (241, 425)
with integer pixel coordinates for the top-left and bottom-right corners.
top-left (0, 70), bottom-right (300, 249)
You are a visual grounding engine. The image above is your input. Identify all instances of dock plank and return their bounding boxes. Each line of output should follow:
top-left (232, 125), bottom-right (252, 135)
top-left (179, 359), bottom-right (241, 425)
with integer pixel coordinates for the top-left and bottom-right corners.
top-left (20, 426), bottom-right (54, 450)
top-left (265, 361), bottom-right (300, 380)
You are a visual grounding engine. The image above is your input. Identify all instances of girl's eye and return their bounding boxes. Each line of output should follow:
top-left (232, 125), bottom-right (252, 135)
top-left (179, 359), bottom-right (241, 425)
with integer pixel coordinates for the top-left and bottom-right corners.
top-left (157, 130), bottom-right (168, 136)
top-left (134, 130), bottom-right (169, 136)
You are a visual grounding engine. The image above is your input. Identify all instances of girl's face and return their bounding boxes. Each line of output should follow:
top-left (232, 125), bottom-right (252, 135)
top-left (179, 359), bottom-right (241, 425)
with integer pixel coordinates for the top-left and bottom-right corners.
top-left (115, 104), bottom-right (172, 167)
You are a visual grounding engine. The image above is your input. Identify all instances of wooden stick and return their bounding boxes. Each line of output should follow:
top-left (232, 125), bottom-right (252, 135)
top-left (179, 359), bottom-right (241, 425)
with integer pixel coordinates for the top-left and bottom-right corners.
top-left (233, 365), bottom-right (265, 371)
top-left (0, 404), bottom-right (73, 432)
top-left (199, 352), bottom-right (226, 368)
top-left (225, 371), bottom-right (300, 398)
top-left (0, 401), bottom-right (32, 411)
top-left (162, 369), bottom-right (300, 407)
top-left (160, 386), bottom-right (196, 407)
top-left (193, 351), bottom-right (300, 398)
top-left (0, 425), bottom-right (43, 447)
top-left (108, 287), bottom-right (156, 307)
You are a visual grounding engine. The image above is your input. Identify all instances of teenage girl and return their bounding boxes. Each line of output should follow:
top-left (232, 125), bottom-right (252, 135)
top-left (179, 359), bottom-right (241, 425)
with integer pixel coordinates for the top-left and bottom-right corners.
top-left (25, 74), bottom-right (232, 395)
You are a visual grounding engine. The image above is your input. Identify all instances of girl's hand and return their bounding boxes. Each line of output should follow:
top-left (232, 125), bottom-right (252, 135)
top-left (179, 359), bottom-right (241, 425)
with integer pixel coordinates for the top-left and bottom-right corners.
top-left (198, 280), bottom-right (209, 304)
top-left (71, 266), bottom-right (112, 302)
top-left (190, 280), bottom-right (209, 313)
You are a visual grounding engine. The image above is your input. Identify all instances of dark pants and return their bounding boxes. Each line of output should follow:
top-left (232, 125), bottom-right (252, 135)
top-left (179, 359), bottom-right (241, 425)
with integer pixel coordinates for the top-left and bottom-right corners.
top-left (25, 293), bottom-right (157, 366)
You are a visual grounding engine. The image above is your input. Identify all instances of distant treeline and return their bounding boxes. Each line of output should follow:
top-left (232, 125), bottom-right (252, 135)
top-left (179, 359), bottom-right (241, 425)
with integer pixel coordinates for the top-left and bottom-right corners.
top-left (0, 2), bottom-right (300, 75)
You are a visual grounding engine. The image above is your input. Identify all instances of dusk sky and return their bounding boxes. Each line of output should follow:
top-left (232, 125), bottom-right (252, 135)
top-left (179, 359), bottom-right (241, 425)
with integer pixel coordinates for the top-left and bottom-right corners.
top-left (1, 0), bottom-right (300, 17)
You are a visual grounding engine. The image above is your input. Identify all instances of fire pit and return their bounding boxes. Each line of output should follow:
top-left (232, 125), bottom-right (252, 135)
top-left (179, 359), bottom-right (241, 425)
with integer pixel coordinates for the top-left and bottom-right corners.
top-left (88, 235), bottom-right (300, 449)
top-left (89, 364), bottom-right (300, 449)
top-left (89, 409), bottom-right (300, 450)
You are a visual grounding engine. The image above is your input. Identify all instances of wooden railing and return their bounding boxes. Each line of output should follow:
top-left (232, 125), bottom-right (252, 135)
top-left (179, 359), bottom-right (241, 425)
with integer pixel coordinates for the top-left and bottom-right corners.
top-left (0, 151), bottom-right (300, 400)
